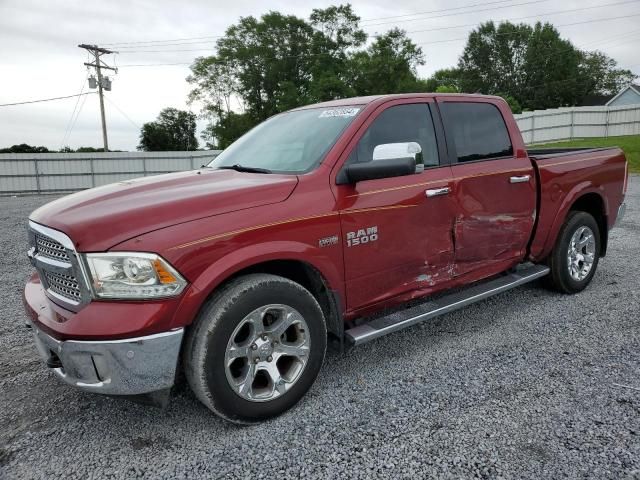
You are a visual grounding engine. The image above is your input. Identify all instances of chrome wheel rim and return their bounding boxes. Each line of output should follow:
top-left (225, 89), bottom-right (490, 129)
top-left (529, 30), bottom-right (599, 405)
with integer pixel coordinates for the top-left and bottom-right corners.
top-left (567, 226), bottom-right (596, 282)
top-left (224, 304), bottom-right (311, 402)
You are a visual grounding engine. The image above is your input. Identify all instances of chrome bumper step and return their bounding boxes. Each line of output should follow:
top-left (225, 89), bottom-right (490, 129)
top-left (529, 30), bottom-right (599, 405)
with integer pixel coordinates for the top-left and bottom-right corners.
top-left (345, 263), bottom-right (550, 346)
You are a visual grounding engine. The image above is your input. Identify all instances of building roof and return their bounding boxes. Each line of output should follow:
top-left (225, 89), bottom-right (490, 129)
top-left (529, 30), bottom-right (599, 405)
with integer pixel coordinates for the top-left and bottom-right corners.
top-left (578, 94), bottom-right (614, 106)
top-left (605, 83), bottom-right (640, 106)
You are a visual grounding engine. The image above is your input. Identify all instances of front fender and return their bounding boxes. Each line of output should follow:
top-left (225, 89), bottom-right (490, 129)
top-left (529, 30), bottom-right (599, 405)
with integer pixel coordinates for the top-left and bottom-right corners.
top-left (166, 240), bottom-right (344, 331)
top-left (192, 240), bottom-right (343, 297)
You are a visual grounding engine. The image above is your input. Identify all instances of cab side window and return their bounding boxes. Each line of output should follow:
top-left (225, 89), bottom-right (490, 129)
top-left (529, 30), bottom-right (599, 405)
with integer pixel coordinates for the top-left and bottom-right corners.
top-left (440, 102), bottom-right (513, 163)
top-left (348, 104), bottom-right (439, 168)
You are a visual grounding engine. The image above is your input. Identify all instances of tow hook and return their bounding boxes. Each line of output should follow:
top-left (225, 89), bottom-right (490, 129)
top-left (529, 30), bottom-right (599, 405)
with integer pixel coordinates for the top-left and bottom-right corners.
top-left (46, 353), bottom-right (63, 369)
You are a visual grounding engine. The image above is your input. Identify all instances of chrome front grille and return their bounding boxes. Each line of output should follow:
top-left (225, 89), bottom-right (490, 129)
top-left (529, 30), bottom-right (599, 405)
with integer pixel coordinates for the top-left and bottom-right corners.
top-left (35, 233), bottom-right (70, 262)
top-left (28, 221), bottom-right (89, 311)
top-left (43, 270), bottom-right (82, 301)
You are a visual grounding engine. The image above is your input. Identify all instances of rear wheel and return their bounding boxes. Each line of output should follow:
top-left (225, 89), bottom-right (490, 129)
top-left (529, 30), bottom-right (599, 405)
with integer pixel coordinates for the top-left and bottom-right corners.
top-left (546, 211), bottom-right (601, 293)
top-left (183, 273), bottom-right (326, 424)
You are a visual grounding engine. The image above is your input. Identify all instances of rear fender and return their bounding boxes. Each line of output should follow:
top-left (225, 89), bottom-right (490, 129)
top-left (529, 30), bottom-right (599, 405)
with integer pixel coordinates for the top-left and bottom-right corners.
top-left (533, 182), bottom-right (608, 261)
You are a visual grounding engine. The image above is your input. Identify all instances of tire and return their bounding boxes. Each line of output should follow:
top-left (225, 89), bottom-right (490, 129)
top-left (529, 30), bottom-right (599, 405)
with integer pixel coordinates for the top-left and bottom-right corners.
top-left (546, 211), bottom-right (601, 294)
top-left (183, 273), bottom-right (327, 424)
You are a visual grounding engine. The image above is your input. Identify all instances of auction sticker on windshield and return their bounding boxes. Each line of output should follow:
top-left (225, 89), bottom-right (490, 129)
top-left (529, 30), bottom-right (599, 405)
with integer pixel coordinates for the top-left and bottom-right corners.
top-left (318, 107), bottom-right (360, 118)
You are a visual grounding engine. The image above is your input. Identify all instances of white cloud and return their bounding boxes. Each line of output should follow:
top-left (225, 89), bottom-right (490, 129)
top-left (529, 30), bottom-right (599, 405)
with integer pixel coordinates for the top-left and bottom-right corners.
top-left (1, 0), bottom-right (638, 151)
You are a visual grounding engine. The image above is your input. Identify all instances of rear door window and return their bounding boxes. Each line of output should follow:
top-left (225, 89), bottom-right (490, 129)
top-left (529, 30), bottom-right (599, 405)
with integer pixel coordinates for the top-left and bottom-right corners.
top-left (440, 102), bottom-right (513, 163)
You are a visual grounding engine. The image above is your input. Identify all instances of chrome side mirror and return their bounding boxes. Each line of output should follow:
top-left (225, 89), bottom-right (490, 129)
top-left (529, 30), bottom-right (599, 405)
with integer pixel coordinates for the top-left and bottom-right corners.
top-left (372, 142), bottom-right (423, 172)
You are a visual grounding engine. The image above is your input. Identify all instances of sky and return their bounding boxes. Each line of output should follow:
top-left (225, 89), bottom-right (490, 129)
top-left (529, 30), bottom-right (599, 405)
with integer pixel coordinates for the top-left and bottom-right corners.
top-left (1, 0), bottom-right (639, 152)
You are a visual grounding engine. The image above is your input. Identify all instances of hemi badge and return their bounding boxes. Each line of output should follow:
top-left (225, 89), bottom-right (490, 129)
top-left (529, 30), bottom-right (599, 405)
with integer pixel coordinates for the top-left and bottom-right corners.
top-left (318, 235), bottom-right (339, 248)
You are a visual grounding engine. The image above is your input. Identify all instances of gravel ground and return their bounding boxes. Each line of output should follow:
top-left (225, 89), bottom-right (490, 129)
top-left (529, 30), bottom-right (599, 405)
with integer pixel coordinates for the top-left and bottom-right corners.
top-left (1, 179), bottom-right (639, 480)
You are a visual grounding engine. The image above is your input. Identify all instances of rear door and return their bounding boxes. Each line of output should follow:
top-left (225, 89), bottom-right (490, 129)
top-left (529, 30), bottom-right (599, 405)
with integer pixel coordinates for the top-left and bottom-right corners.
top-left (332, 99), bottom-right (456, 312)
top-left (438, 98), bottom-right (536, 277)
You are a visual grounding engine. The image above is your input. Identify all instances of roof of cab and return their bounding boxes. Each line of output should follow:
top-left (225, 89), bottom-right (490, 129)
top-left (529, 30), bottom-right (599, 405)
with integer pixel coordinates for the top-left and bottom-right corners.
top-left (292, 92), bottom-right (504, 111)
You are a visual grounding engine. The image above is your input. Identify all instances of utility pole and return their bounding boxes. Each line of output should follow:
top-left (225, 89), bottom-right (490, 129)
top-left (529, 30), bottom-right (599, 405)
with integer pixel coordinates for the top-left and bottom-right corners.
top-left (78, 44), bottom-right (117, 151)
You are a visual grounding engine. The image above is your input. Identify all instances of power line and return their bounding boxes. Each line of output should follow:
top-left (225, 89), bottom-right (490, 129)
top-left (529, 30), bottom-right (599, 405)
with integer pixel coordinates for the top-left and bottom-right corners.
top-left (116, 11), bottom-right (640, 67)
top-left (104, 95), bottom-right (140, 129)
top-left (115, 40), bottom-right (218, 50)
top-left (64, 90), bottom-right (90, 147)
top-left (61, 76), bottom-right (88, 148)
top-left (103, 34), bottom-right (222, 47)
top-left (119, 62), bottom-right (193, 67)
top-left (103, 0), bottom-right (638, 50)
top-left (109, 0), bottom-right (548, 51)
top-left (360, 0), bottom-right (548, 23)
top-left (117, 47), bottom-right (216, 54)
top-left (404, 1), bottom-right (640, 35)
top-left (101, 0), bottom-right (538, 47)
top-left (413, 14), bottom-right (640, 46)
top-left (0, 92), bottom-right (95, 107)
top-left (365, 0), bottom-right (551, 28)
top-left (112, 0), bottom-right (548, 52)
top-left (113, 2), bottom-right (640, 57)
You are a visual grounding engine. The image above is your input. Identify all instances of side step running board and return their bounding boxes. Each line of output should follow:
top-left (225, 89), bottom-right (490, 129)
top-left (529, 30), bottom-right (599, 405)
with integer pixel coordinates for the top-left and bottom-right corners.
top-left (345, 264), bottom-right (550, 346)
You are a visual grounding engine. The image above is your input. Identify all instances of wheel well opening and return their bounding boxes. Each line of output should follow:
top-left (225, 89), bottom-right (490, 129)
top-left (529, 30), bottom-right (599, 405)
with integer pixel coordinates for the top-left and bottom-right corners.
top-left (227, 260), bottom-right (343, 344)
top-left (570, 193), bottom-right (608, 256)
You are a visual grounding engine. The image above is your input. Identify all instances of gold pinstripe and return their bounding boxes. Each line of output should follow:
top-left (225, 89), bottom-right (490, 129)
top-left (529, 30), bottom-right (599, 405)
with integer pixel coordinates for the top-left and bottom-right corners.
top-left (537, 154), bottom-right (612, 168)
top-left (169, 204), bottom-right (417, 250)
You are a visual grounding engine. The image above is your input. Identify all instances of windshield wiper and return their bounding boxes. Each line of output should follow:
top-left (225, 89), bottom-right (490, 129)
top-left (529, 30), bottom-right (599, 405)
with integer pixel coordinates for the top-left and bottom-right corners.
top-left (218, 164), bottom-right (272, 174)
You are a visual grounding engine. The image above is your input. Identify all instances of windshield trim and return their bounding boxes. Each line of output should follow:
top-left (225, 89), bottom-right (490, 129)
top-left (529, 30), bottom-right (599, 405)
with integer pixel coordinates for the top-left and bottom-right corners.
top-left (206, 105), bottom-right (365, 175)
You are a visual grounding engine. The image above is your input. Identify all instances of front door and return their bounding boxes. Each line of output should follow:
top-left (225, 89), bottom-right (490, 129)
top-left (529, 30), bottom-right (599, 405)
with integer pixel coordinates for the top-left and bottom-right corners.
top-left (438, 98), bottom-right (536, 277)
top-left (333, 100), bottom-right (456, 313)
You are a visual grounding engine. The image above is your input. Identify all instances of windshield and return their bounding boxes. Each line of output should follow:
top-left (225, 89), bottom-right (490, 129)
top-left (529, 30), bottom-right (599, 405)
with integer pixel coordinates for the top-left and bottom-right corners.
top-left (207, 106), bottom-right (362, 173)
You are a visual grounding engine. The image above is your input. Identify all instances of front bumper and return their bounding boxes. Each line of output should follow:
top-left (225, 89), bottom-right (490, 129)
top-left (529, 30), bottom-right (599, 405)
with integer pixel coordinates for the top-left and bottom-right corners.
top-left (27, 319), bottom-right (183, 396)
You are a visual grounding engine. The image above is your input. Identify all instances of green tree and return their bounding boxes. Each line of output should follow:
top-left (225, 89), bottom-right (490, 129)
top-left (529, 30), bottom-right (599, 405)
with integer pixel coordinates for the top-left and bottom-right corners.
top-left (201, 112), bottom-right (256, 150)
top-left (75, 146), bottom-right (105, 152)
top-left (348, 28), bottom-right (425, 95)
top-left (457, 21), bottom-right (636, 110)
top-left (423, 68), bottom-right (463, 92)
top-left (0, 144), bottom-right (49, 153)
top-left (435, 85), bottom-right (459, 93)
top-left (138, 108), bottom-right (198, 151)
top-left (187, 5), bottom-right (425, 147)
top-left (577, 51), bottom-right (636, 97)
top-left (496, 93), bottom-right (522, 113)
top-left (308, 4), bottom-right (366, 101)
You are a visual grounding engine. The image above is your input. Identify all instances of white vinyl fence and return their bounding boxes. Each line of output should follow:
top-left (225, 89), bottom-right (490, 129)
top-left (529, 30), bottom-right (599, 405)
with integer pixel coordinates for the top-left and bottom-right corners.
top-left (514, 104), bottom-right (640, 144)
top-left (0, 150), bottom-right (221, 195)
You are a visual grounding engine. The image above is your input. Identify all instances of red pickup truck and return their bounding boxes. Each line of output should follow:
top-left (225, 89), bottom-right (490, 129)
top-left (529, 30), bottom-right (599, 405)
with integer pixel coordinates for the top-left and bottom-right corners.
top-left (23, 93), bottom-right (628, 423)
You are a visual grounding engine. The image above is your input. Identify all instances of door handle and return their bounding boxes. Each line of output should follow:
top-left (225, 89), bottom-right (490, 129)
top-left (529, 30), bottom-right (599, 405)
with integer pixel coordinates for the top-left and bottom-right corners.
top-left (425, 187), bottom-right (450, 198)
top-left (509, 175), bottom-right (531, 184)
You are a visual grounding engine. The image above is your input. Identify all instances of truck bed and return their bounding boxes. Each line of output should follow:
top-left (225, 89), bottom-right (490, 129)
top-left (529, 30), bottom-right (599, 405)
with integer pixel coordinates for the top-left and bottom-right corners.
top-left (527, 147), bottom-right (616, 160)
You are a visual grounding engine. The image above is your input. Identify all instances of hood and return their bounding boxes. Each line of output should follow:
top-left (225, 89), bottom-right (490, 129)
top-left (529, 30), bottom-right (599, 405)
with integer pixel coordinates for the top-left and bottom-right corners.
top-left (30, 169), bottom-right (298, 251)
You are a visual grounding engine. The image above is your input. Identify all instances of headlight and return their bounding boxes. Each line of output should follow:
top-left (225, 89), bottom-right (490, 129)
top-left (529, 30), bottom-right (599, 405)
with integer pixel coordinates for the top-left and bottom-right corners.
top-left (84, 252), bottom-right (187, 299)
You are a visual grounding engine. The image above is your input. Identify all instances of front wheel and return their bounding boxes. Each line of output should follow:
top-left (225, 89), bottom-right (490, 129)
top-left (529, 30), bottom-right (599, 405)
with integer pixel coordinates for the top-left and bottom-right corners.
top-left (183, 274), bottom-right (326, 424)
top-left (546, 211), bottom-right (601, 293)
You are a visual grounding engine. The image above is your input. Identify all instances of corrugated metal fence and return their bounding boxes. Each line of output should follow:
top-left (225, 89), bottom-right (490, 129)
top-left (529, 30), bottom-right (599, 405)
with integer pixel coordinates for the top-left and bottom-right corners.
top-left (0, 151), bottom-right (221, 195)
top-left (514, 104), bottom-right (640, 144)
top-left (3, 105), bottom-right (639, 195)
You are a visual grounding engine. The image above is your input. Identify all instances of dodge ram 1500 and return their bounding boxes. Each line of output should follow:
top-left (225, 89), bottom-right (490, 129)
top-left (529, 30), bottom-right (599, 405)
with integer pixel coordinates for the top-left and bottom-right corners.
top-left (23, 93), bottom-right (628, 423)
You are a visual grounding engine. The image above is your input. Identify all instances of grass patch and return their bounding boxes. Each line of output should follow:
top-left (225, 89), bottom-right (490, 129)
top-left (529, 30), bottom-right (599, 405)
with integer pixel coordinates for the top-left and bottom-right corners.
top-left (533, 135), bottom-right (640, 172)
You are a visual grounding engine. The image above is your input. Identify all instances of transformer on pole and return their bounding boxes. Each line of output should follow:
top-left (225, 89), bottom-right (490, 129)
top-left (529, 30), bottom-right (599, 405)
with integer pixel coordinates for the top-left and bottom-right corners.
top-left (78, 44), bottom-right (117, 151)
